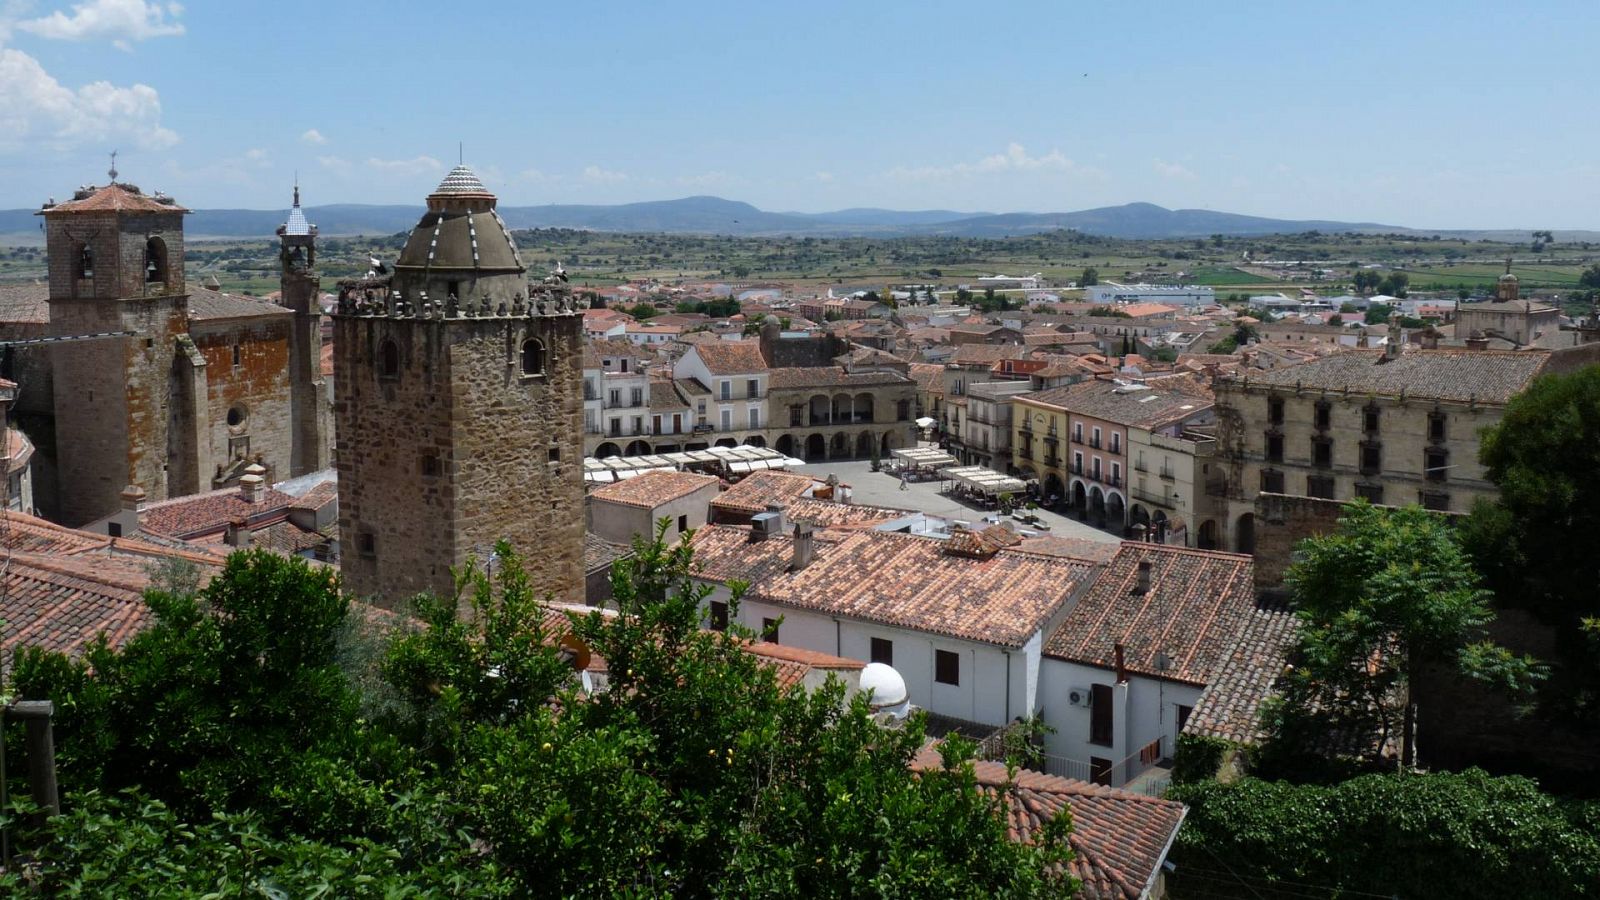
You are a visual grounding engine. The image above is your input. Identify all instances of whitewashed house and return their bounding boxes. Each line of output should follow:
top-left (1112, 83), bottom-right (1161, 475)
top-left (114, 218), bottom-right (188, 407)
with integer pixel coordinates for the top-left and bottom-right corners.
top-left (688, 521), bottom-right (1094, 727)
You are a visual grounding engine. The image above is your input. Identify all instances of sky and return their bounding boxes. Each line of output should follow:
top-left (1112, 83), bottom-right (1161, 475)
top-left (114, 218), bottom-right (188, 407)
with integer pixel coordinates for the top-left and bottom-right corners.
top-left (0, 0), bottom-right (1596, 227)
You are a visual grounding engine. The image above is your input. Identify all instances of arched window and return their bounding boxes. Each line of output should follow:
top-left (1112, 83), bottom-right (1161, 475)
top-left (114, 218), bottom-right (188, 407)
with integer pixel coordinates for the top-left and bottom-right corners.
top-left (521, 338), bottom-right (545, 376)
top-left (379, 339), bottom-right (400, 379)
top-left (77, 244), bottom-right (94, 279)
top-left (144, 237), bottom-right (167, 284)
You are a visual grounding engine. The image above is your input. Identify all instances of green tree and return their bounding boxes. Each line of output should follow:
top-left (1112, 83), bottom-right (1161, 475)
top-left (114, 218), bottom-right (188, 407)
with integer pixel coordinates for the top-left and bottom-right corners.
top-left (1352, 269), bottom-right (1382, 294)
top-left (10, 537), bottom-right (1075, 896)
top-left (1577, 262), bottom-right (1600, 290)
top-left (1168, 769), bottom-right (1600, 900)
top-left (1462, 367), bottom-right (1600, 726)
top-left (1364, 302), bottom-right (1393, 325)
top-left (1268, 503), bottom-right (1540, 769)
top-left (624, 302), bottom-right (658, 319)
top-left (1377, 271), bottom-right (1409, 298)
top-left (1079, 267), bottom-right (1099, 287)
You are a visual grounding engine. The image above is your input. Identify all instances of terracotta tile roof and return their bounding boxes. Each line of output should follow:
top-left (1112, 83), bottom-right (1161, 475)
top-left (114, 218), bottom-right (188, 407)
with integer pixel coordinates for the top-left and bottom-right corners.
top-left (41, 183), bottom-right (189, 215)
top-left (709, 471), bottom-right (818, 515)
top-left (687, 525), bottom-right (847, 587)
top-left (648, 379), bottom-right (688, 409)
top-left (743, 640), bottom-right (865, 690)
top-left (1233, 348), bottom-right (1551, 404)
top-left (785, 497), bottom-right (911, 529)
top-left (0, 283), bottom-right (49, 324)
top-left (589, 471), bottom-right (719, 510)
top-left (583, 533), bottom-right (633, 575)
top-left (949, 323), bottom-right (1008, 336)
top-left (911, 754), bottom-right (1186, 900)
top-left (753, 531), bottom-right (1092, 648)
top-left (1, 553), bottom-right (156, 658)
top-left (674, 377), bottom-right (712, 397)
top-left (1182, 601), bottom-right (1298, 745)
top-left (140, 487), bottom-right (295, 539)
top-left (188, 287), bottom-right (292, 322)
top-left (766, 367), bottom-right (912, 390)
top-left (289, 481), bottom-right (338, 513)
top-left (1044, 543), bottom-right (1257, 686)
top-left (1023, 376), bottom-right (1213, 428)
top-left (591, 337), bottom-right (647, 361)
top-left (1015, 535), bottom-right (1121, 563)
top-left (1119, 302), bottom-right (1180, 318)
top-left (690, 339), bottom-right (768, 375)
top-left (952, 344), bottom-right (1029, 366)
top-left (909, 363), bottom-right (946, 394)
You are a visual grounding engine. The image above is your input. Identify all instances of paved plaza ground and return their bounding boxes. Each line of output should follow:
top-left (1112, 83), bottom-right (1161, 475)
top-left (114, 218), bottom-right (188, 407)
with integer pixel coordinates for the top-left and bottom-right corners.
top-left (796, 458), bottom-right (1122, 546)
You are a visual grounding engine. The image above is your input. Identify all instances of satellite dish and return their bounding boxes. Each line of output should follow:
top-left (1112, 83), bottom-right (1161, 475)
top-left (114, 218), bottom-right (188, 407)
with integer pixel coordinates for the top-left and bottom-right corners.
top-left (557, 632), bottom-right (592, 673)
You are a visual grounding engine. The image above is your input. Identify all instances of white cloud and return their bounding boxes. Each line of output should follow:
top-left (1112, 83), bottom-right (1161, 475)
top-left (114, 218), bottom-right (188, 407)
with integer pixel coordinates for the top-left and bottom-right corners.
top-left (813, 171), bottom-right (834, 183)
top-left (365, 155), bottom-right (442, 176)
top-left (1153, 159), bottom-right (1194, 179)
top-left (0, 45), bottom-right (178, 150)
top-left (19, 0), bottom-right (184, 49)
top-left (888, 143), bottom-right (1093, 181)
top-left (243, 147), bottom-right (269, 167)
top-left (300, 128), bottom-right (326, 145)
top-left (317, 154), bottom-right (350, 172)
top-left (581, 164), bottom-right (628, 184)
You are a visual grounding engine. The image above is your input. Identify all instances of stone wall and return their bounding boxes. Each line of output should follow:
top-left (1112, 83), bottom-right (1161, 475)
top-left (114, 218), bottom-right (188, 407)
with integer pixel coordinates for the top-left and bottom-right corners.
top-left (336, 308), bottom-right (586, 607)
top-left (1250, 492), bottom-right (1352, 594)
top-left (192, 316), bottom-right (294, 486)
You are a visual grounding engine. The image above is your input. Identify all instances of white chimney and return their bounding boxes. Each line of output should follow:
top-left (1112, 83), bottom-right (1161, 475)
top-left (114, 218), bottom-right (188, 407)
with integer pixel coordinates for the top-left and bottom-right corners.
top-left (239, 463), bottom-right (267, 503)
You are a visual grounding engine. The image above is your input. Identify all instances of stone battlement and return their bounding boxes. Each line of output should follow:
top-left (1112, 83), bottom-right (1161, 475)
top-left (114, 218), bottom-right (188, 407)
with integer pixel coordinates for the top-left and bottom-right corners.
top-left (333, 279), bottom-right (585, 320)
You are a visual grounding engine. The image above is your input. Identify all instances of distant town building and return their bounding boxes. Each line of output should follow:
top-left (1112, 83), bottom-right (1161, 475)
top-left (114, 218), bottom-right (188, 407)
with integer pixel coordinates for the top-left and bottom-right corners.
top-left (1086, 282), bottom-right (1215, 307)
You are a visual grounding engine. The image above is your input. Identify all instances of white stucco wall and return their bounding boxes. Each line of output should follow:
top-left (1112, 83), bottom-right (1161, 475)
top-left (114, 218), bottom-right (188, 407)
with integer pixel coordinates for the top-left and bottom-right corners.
top-left (1039, 658), bottom-right (1203, 786)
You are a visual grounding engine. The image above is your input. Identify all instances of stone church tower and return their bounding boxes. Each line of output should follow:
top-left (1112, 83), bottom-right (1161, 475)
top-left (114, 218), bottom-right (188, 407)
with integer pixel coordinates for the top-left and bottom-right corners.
top-left (332, 166), bottom-right (586, 606)
top-left (277, 186), bottom-right (331, 475)
top-left (39, 167), bottom-right (198, 525)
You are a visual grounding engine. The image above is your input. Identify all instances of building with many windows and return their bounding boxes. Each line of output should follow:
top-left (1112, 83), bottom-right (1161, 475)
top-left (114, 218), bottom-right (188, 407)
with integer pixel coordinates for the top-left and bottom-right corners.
top-left (1206, 336), bottom-right (1592, 553)
top-left (1012, 376), bottom-right (1213, 534)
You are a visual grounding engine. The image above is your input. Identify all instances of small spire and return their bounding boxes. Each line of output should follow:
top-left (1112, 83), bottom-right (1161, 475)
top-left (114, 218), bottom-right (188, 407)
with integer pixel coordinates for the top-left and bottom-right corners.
top-left (108, 149), bottom-right (119, 183)
top-left (293, 173), bottom-right (300, 208)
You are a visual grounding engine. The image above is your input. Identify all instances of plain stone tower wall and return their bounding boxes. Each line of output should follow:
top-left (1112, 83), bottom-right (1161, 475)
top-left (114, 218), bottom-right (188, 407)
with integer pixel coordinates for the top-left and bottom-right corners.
top-left (332, 300), bottom-right (586, 606)
top-left (333, 164), bottom-right (585, 607)
top-left (42, 195), bottom-right (192, 526)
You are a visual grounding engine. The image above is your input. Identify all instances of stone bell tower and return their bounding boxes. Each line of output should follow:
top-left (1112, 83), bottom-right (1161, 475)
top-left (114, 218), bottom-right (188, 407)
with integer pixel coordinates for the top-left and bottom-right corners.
top-left (38, 161), bottom-right (195, 525)
top-left (333, 165), bottom-right (586, 606)
top-left (277, 184), bottom-right (331, 475)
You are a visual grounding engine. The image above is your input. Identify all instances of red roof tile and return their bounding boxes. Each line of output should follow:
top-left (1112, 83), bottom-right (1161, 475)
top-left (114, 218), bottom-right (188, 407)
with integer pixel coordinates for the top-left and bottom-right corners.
top-left (140, 487), bottom-right (294, 539)
top-left (589, 471), bottom-right (719, 510)
top-left (912, 754), bottom-right (1187, 900)
top-left (709, 471), bottom-right (819, 516)
top-left (42, 183), bottom-right (189, 215)
top-left (689, 339), bottom-right (768, 375)
top-left (1043, 542), bottom-right (1256, 685)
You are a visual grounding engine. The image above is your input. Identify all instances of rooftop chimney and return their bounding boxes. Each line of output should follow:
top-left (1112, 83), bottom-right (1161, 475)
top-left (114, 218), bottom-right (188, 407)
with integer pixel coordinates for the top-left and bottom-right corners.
top-left (108, 483), bottom-right (145, 538)
top-left (1113, 642), bottom-right (1128, 684)
top-left (1384, 320), bottom-right (1402, 361)
top-left (225, 516), bottom-right (251, 549)
top-left (1465, 330), bottom-right (1491, 352)
top-left (764, 502), bottom-right (787, 533)
top-left (1133, 559), bottom-right (1151, 595)
top-left (791, 520), bottom-right (815, 571)
top-left (239, 463), bottom-right (267, 503)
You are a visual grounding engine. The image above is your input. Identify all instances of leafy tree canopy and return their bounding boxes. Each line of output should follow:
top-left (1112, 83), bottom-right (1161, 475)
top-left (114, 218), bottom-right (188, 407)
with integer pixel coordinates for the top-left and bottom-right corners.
top-left (7, 539), bottom-right (1075, 896)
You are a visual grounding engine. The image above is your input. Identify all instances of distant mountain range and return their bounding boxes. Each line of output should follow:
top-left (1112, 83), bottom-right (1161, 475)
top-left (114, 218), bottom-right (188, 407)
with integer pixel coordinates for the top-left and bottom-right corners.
top-left (0, 195), bottom-right (1576, 242)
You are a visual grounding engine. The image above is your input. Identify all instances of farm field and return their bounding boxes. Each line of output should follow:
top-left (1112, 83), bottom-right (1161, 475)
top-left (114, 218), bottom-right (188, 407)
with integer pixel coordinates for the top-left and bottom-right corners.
top-left (1, 228), bottom-right (1595, 298)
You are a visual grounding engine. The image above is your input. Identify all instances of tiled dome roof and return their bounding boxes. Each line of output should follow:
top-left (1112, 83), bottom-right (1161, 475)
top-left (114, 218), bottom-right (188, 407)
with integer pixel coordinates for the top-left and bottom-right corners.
top-left (433, 165), bottom-right (491, 196)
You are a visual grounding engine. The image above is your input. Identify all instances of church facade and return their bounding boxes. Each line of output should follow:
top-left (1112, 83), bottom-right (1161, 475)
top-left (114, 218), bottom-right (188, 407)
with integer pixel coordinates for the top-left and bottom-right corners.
top-left (3, 167), bottom-right (328, 526)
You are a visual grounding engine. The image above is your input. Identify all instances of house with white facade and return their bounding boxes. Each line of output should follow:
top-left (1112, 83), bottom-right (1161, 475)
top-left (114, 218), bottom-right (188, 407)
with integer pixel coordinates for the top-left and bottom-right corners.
top-left (688, 521), bottom-right (1095, 728)
top-left (672, 340), bottom-right (769, 442)
top-left (1037, 542), bottom-right (1279, 788)
top-left (1086, 283), bottom-right (1215, 308)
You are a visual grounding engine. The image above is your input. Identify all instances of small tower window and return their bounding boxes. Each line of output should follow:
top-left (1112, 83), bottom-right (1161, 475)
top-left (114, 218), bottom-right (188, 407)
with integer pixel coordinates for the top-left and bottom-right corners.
top-left (521, 338), bottom-right (545, 376)
top-left (379, 339), bottom-right (400, 379)
top-left (145, 236), bottom-right (168, 284)
top-left (77, 244), bottom-right (94, 279)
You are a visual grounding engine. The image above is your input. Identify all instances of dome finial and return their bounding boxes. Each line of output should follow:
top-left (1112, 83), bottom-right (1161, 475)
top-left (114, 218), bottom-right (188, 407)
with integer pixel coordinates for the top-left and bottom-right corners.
top-left (108, 149), bottom-right (118, 183)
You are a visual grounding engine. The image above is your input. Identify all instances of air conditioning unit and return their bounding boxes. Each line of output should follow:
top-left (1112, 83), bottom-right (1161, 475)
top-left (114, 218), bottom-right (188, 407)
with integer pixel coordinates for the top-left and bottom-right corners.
top-left (1067, 687), bottom-right (1093, 708)
top-left (750, 511), bottom-right (782, 536)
